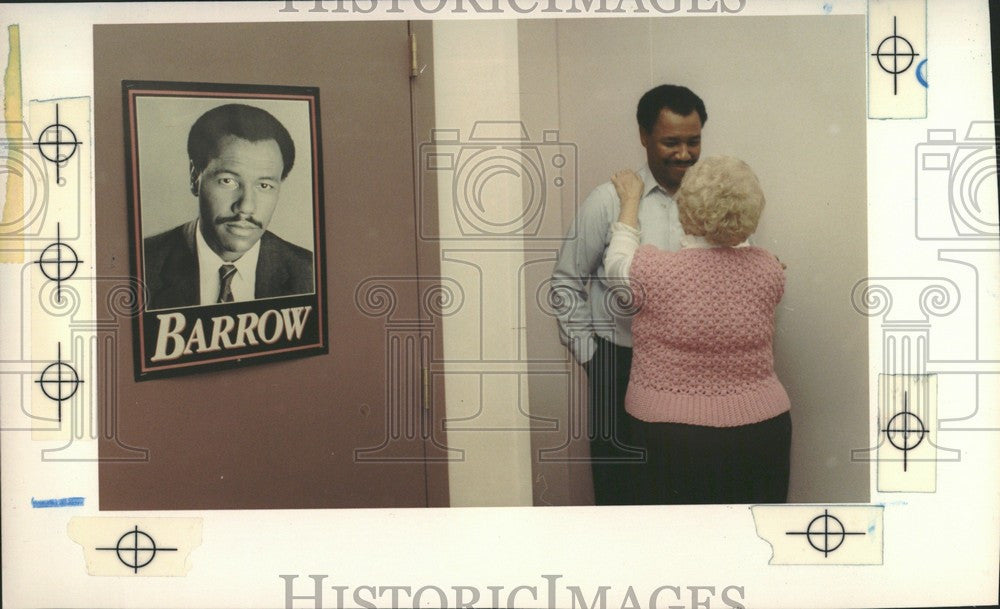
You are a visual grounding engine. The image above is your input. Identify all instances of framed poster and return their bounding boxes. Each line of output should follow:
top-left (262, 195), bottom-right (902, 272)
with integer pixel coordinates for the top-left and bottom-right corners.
top-left (122, 81), bottom-right (327, 380)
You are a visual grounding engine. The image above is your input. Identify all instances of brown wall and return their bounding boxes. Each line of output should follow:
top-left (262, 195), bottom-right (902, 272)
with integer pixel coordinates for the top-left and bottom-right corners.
top-left (95, 22), bottom-right (447, 509)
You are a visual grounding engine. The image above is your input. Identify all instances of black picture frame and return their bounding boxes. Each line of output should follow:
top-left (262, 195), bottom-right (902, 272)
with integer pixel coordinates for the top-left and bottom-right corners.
top-left (123, 80), bottom-right (328, 380)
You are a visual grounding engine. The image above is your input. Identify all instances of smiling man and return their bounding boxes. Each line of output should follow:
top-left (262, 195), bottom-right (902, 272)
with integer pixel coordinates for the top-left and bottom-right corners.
top-left (550, 84), bottom-right (707, 506)
top-left (143, 103), bottom-right (314, 310)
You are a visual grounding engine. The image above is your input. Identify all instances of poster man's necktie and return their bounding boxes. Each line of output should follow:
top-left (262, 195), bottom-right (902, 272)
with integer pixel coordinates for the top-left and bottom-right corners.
top-left (217, 264), bottom-right (237, 303)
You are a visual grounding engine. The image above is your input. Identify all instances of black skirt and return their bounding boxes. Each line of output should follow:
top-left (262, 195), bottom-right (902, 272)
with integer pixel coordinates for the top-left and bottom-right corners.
top-left (629, 411), bottom-right (792, 505)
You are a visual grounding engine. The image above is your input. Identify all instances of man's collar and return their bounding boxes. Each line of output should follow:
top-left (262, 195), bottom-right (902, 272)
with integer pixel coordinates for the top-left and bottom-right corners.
top-left (194, 218), bottom-right (261, 279)
top-left (637, 165), bottom-right (663, 197)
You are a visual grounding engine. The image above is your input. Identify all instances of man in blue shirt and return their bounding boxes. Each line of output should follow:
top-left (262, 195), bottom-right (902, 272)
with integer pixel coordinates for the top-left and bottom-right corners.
top-left (550, 84), bottom-right (707, 505)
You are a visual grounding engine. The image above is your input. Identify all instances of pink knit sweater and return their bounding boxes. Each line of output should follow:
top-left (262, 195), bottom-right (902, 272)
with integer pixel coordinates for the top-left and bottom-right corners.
top-left (626, 244), bottom-right (790, 427)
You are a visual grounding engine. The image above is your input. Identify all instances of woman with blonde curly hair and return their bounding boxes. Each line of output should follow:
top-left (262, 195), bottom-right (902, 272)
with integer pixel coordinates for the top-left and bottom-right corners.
top-left (604, 156), bottom-right (791, 504)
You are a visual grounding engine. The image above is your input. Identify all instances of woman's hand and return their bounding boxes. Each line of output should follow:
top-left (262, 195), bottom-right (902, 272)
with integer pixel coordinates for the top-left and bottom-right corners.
top-left (612, 169), bottom-right (643, 206)
top-left (612, 169), bottom-right (644, 228)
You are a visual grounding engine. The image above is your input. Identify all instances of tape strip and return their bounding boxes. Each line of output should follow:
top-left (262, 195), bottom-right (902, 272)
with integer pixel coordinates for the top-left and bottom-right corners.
top-left (868, 0), bottom-right (927, 118)
top-left (67, 517), bottom-right (202, 576)
top-left (751, 505), bottom-right (884, 565)
top-left (878, 374), bottom-right (937, 492)
top-left (2, 24), bottom-right (25, 261)
top-left (27, 97), bottom-right (92, 448)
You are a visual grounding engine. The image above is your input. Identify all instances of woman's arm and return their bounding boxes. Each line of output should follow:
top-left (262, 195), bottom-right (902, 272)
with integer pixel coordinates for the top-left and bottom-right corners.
top-left (603, 170), bottom-right (645, 287)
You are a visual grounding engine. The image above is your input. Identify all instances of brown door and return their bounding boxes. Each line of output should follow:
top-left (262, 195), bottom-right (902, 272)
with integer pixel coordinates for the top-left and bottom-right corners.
top-left (94, 22), bottom-right (447, 509)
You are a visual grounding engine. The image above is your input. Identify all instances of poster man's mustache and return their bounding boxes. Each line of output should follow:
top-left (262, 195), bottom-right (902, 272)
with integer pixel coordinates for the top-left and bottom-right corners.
top-left (216, 214), bottom-right (263, 228)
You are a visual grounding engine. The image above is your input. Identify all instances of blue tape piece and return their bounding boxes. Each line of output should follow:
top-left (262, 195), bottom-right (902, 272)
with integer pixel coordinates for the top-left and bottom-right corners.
top-left (31, 496), bottom-right (85, 508)
top-left (916, 59), bottom-right (928, 88)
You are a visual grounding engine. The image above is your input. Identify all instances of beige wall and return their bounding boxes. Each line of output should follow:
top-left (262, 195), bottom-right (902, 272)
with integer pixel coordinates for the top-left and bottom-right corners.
top-left (433, 20), bottom-right (535, 507)
top-left (523, 15), bottom-right (870, 504)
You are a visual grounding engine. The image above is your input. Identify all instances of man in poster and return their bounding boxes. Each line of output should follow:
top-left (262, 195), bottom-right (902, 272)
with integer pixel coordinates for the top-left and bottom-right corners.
top-left (143, 103), bottom-right (314, 310)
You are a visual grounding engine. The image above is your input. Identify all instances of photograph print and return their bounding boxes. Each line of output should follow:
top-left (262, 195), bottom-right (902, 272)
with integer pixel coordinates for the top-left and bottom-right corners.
top-left (123, 81), bottom-right (327, 380)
